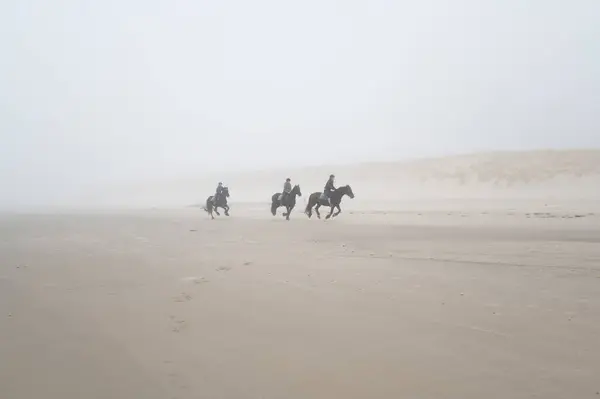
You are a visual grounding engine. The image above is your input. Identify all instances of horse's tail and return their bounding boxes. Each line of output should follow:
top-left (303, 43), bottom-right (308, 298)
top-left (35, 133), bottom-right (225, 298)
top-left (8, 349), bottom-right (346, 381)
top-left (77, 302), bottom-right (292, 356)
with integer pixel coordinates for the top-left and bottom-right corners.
top-left (271, 193), bottom-right (279, 216)
top-left (305, 194), bottom-right (314, 214)
top-left (204, 197), bottom-right (213, 214)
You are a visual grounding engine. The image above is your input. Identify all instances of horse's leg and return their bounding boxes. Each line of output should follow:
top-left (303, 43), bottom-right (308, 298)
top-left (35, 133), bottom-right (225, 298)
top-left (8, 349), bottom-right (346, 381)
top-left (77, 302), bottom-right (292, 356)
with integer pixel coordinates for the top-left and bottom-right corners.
top-left (315, 204), bottom-right (321, 219)
top-left (225, 205), bottom-right (230, 216)
top-left (325, 206), bottom-right (335, 219)
top-left (280, 198), bottom-right (286, 217)
top-left (333, 204), bottom-right (342, 217)
top-left (285, 205), bottom-right (292, 220)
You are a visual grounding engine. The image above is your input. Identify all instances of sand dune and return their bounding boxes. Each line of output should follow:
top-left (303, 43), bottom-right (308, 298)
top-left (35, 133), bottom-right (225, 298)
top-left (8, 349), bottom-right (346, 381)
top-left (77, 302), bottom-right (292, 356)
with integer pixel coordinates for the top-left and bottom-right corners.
top-left (80, 149), bottom-right (600, 209)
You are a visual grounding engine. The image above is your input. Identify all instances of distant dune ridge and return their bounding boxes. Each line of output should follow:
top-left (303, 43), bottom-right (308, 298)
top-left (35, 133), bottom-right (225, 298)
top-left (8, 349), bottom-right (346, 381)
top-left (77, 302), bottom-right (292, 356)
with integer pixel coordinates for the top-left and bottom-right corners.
top-left (90, 149), bottom-right (600, 208)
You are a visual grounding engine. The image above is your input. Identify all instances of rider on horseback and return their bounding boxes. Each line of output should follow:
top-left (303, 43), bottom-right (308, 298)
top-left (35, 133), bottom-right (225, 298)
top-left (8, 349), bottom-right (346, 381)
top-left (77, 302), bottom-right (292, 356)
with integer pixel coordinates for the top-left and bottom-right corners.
top-left (323, 174), bottom-right (336, 205)
top-left (215, 182), bottom-right (224, 203)
top-left (280, 178), bottom-right (292, 203)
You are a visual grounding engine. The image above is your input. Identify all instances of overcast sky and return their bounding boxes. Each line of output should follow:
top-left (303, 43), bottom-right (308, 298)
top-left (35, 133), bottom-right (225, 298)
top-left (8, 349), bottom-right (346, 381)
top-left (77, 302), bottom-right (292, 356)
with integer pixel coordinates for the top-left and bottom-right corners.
top-left (1, 0), bottom-right (599, 206)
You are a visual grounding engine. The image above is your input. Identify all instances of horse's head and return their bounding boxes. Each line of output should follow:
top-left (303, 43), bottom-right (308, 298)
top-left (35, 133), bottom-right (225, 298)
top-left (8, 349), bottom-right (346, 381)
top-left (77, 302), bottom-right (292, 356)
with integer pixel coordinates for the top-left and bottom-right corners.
top-left (292, 184), bottom-right (302, 197)
top-left (222, 187), bottom-right (230, 197)
top-left (343, 185), bottom-right (355, 199)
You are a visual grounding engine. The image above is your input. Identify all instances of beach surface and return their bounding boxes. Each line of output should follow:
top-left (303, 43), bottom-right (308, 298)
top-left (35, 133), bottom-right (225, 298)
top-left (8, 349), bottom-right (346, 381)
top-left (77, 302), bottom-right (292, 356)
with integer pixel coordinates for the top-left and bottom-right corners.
top-left (1, 202), bottom-right (599, 399)
top-left (2, 150), bottom-right (600, 398)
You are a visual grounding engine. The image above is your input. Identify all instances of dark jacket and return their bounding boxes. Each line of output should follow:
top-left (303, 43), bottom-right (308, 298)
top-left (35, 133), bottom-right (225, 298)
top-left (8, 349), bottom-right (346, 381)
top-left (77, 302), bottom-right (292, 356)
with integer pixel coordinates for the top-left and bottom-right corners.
top-left (324, 179), bottom-right (336, 195)
top-left (216, 185), bottom-right (224, 196)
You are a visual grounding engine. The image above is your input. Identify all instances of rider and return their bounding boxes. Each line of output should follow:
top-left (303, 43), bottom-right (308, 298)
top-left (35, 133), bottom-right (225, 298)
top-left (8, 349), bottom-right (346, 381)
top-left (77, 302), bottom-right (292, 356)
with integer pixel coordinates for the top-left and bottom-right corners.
top-left (215, 182), bottom-right (224, 202)
top-left (323, 174), bottom-right (336, 204)
top-left (281, 178), bottom-right (292, 203)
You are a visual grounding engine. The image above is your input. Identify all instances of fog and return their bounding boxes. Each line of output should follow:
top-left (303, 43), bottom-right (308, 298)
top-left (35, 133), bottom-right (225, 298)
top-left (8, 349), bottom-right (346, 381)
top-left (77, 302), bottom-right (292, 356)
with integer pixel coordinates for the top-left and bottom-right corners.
top-left (1, 0), bottom-right (599, 208)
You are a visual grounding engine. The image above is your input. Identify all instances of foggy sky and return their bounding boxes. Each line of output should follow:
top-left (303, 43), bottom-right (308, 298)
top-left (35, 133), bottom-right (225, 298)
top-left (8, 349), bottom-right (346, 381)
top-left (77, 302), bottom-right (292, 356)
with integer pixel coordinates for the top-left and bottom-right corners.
top-left (1, 0), bottom-right (599, 207)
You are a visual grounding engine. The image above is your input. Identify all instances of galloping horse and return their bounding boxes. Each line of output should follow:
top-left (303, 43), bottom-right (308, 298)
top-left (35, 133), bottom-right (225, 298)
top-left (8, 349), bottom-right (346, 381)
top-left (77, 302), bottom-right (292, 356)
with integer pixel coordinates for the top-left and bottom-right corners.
top-left (305, 185), bottom-right (355, 219)
top-left (204, 186), bottom-right (230, 219)
top-left (271, 184), bottom-right (302, 221)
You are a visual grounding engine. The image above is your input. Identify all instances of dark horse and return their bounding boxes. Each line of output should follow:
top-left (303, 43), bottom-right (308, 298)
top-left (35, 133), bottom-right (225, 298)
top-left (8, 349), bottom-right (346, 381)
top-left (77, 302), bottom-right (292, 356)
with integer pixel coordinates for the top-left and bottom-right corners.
top-left (305, 185), bottom-right (355, 220)
top-left (204, 186), bottom-right (230, 219)
top-left (271, 184), bottom-right (302, 221)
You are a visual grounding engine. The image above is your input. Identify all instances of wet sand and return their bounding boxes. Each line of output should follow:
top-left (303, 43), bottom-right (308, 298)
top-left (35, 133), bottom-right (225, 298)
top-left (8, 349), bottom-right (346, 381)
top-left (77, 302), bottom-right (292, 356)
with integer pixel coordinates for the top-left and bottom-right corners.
top-left (1, 205), bottom-right (599, 399)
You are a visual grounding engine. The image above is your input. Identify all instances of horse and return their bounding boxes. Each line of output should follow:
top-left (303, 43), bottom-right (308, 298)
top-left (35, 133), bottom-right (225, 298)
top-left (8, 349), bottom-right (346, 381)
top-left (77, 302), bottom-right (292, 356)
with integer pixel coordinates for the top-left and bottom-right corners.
top-left (305, 185), bottom-right (355, 220)
top-left (204, 186), bottom-right (230, 219)
top-left (271, 184), bottom-right (302, 221)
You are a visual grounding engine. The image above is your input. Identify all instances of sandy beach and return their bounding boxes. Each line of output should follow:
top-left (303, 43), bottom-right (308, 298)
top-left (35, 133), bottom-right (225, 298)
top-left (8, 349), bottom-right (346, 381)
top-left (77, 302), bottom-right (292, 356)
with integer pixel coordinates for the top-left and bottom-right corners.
top-left (4, 0), bottom-right (599, 393)
top-left (1, 200), bottom-right (599, 399)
